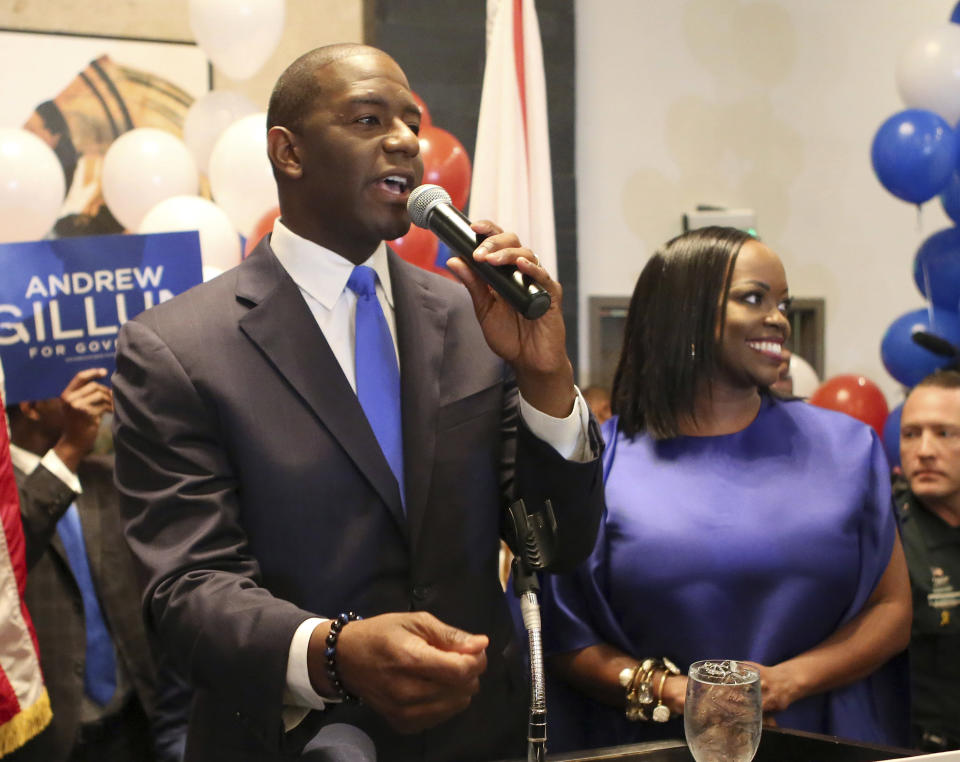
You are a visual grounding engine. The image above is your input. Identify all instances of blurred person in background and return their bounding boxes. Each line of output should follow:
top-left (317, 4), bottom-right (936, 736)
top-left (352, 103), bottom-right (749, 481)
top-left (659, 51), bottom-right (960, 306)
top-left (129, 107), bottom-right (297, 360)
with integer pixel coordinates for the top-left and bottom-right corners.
top-left (898, 369), bottom-right (960, 752)
top-left (583, 385), bottom-right (612, 424)
top-left (6, 368), bottom-right (187, 762)
top-left (771, 347), bottom-right (794, 397)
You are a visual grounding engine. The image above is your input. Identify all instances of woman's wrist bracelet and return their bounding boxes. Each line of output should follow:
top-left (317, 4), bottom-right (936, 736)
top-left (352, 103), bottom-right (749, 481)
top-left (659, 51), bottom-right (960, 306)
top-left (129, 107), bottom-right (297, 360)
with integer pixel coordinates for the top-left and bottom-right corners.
top-left (652, 669), bottom-right (671, 722)
top-left (324, 612), bottom-right (362, 702)
top-left (619, 657), bottom-right (680, 722)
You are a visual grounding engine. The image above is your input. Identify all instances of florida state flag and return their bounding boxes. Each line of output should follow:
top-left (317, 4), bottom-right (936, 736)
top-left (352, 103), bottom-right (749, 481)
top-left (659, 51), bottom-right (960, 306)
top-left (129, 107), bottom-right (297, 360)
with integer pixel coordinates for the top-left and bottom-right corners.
top-left (0, 360), bottom-right (50, 756)
top-left (469, 0), bottom-right (557, 276)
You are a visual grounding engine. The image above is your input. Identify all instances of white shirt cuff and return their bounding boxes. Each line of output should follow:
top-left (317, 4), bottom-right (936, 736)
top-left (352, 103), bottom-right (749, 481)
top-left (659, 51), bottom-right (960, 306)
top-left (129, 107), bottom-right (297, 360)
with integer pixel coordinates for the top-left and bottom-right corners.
top-left (40, 449), bottom-right (82, 494)
top-left (283, 617), bottom-right (340, 731)
top-left (518, 386), bottom-right (592, 462)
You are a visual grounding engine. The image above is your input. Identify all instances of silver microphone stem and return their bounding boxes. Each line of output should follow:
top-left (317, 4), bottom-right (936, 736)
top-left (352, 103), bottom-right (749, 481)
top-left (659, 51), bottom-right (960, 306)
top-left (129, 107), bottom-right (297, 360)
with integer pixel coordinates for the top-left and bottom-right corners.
top-left (521, 590), bottom-right (547, 762)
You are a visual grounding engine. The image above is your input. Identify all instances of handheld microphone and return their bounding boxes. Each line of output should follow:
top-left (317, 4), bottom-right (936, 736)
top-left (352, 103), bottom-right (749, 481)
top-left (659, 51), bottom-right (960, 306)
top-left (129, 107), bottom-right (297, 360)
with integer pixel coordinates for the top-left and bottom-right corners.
top-left (406, 184), bottom-right (551, 320)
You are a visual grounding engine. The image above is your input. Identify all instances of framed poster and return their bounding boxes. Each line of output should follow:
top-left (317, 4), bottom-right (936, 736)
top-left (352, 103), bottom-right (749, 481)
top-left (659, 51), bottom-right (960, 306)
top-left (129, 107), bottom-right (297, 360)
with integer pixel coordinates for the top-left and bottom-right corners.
top-left (0, 29), bottom-right (211, 237)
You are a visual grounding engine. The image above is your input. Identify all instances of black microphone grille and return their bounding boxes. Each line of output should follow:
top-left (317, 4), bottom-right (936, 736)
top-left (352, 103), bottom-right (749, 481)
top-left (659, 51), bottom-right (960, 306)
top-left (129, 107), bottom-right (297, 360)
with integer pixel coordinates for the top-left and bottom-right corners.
top-left (407, 184), bottom-right (452, 229)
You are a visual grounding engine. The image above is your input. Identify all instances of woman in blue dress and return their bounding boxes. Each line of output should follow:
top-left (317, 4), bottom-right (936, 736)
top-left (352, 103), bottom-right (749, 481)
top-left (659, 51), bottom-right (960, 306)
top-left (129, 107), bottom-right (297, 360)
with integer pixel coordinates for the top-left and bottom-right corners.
top-left (541, 226), bottom-right (911, 751)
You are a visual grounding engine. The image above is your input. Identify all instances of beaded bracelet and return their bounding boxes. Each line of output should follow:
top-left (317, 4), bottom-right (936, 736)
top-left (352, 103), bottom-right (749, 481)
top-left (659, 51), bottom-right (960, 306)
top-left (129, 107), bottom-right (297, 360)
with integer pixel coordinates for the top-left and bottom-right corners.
top-left (325, 612), bottom-right (362, 702)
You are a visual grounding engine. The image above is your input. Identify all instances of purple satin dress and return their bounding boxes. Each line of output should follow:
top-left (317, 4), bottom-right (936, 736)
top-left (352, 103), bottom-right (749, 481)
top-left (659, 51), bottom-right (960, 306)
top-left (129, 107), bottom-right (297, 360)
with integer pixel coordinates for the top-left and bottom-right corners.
top-left (541, 395), bottom-right (907, 751)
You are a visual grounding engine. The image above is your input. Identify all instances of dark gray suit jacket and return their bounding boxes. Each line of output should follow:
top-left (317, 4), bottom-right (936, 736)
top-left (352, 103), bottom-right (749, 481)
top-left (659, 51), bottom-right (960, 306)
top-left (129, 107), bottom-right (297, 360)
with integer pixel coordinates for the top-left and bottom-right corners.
top-left (11, 454), bottom-right (179, 761)
top-left (111, 240), bottom-right (603, 761)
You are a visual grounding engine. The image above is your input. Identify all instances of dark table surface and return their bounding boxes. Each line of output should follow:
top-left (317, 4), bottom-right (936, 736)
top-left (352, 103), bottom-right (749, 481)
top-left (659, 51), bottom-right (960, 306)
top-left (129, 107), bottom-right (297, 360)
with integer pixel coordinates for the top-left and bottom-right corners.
top-left (500, 727), bottom-right (920, 762)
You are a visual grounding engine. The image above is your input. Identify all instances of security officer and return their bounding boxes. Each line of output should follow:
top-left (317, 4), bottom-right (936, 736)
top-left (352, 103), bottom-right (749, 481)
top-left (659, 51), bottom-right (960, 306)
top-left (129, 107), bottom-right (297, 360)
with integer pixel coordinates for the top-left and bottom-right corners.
top-left (899, 369), bottom-right (960, 751)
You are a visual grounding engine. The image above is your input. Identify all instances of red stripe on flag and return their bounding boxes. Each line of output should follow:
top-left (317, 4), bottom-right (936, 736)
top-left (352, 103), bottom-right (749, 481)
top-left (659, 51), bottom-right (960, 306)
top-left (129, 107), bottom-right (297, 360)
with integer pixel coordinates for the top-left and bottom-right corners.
top-left (512, 0), bottom-right (528, 152)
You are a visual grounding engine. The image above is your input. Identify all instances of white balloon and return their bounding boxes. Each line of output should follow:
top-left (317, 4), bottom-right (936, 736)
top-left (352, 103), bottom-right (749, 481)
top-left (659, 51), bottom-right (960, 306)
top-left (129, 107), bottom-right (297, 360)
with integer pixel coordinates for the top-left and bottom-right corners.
top-left (790, 353), bottom-right (821, 400)
top-left (102, 128), bottom-right (198, 231)
top-left (189, 0), bottom-right (286, 80)
top-left (896, 24), bottom-right (960, 126)
top-left (202, 265), bottom-right (224, 282)
top-left (208, 113), bottom-right (278, 237)
top-left (139, 195), bottom-right (241, 272)
top-left (0, 128), bottom-right (65, 242)
top-left (183, 90), bottom-right (258, 174)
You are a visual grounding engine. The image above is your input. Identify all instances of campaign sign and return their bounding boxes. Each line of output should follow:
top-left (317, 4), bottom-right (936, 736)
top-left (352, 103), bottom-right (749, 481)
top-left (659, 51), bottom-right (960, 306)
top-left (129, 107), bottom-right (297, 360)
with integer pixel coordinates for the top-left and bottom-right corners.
top-left (0, 231), bottom-right (202, 404)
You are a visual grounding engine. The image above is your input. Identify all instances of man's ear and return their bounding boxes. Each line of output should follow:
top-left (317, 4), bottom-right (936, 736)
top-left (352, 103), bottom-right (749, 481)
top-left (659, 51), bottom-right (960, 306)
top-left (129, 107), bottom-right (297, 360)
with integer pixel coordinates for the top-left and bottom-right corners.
top-left (267, 126), bottom-right (302, 180)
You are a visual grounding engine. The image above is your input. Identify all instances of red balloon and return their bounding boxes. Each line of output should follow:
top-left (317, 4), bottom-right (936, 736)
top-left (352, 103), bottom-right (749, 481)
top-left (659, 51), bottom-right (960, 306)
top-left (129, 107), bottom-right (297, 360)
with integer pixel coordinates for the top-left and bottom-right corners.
top-left (809, 374), bottom-right (890, 437)
top-left (244, 206), bottom-right (280, 258)
top-left (412, 91), bottom-right (432, 129)
top-left (388, 223), bottom-right (438, 271)
top-left (419, 126), bottom-right (471, 210)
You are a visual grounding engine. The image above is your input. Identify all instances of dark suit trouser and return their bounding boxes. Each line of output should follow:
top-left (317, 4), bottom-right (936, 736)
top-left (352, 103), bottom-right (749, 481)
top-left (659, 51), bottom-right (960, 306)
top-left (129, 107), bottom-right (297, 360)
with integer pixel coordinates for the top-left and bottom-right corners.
top-left (67, 698), bottom-right (155, 762)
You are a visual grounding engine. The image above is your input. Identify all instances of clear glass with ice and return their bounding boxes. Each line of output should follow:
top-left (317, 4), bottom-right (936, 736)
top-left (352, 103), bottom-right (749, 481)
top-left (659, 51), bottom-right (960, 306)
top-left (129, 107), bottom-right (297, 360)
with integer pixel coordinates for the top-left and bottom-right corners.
top-left (684, 660), bottom-right (762, 762)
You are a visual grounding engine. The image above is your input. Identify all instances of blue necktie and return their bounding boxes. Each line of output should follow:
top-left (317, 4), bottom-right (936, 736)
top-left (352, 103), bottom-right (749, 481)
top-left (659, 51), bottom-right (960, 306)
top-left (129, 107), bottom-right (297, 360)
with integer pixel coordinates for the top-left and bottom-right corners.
top-left (56, 503), bottom-right (117, 705)
top-left (347, 266), bottom-right (405, 505)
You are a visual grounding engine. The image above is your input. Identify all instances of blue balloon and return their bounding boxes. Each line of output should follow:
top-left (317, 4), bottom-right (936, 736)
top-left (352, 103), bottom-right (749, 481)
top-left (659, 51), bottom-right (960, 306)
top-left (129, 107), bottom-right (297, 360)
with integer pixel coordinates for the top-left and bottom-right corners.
top-left (881, 307), bottom-right (960, 387)
top-left (871, 109), bottom-right (957, 204)
top-left (913, 226), bottom-right (960, 309)
top-left (881, 402), bottom-right (903, 471)
top-left (952, 1), bottom-right (960, 23)
top-left (435, 240), bottom-right (452, 270)
top-left (941, 173), bottom-right (960, 223)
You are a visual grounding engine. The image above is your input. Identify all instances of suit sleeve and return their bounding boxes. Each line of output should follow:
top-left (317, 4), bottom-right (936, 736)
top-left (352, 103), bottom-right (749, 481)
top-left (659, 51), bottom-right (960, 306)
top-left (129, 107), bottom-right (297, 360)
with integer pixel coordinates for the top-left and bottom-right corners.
top-left (510, 391), bottom-right (605, 573)
top-left (17, 464), bottom-right (76, 570)
top-left (112, 317), bottom-right (316, 752)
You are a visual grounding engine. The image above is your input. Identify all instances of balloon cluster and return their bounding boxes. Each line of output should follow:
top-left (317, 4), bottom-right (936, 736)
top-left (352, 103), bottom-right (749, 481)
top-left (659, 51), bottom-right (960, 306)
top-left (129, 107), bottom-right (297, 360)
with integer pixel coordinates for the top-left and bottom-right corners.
top-left (0, 0), bottom-right (286, 283)
top-left (860, 4), bottom-right (960, 465)
top-left (872, 17), bottom-right (960, 206)
top-left (388, 95), bottom-right (472, 277)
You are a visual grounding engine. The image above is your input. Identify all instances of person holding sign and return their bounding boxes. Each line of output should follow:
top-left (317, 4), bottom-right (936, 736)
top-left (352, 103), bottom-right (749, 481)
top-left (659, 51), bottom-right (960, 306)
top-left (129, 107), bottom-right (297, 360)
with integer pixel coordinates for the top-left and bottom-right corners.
top-left (6, 368), bottom-right (188, 761)
top-left (111, 44), bottom-right (603, 761)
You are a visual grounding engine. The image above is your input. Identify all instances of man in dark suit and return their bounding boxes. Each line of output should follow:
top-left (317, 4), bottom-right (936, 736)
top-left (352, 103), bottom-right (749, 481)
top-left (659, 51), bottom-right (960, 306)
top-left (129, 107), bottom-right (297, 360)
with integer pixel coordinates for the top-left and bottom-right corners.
top-left (111, 43), bottom-right (603, 761)
top-left (7, 368), bottom-right (187, 762)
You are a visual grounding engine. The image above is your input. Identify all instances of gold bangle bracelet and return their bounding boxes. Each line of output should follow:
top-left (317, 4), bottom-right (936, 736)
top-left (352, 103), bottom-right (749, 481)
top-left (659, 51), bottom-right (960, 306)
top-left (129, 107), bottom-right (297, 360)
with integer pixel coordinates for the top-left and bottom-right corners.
top-left (623, 657), bottom-right (676, 722)
top-left (652, 670), bottom-right (671, 723)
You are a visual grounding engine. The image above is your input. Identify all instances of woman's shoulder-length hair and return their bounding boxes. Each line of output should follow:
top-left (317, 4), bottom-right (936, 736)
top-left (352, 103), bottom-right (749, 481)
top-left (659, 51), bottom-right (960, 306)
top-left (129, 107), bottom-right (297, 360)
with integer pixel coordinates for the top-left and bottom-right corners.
top-left (611, 225), bottom-right (757, 440)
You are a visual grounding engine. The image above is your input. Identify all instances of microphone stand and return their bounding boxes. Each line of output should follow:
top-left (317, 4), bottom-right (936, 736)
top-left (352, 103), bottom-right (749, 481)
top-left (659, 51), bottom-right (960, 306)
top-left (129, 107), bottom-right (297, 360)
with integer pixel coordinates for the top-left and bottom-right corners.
top-left (506, 499), bottom-right (558, 762)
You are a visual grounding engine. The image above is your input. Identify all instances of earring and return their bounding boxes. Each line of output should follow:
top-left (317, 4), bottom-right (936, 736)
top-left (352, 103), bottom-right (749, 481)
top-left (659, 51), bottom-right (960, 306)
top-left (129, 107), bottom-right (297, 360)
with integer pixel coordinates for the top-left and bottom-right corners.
top-left (689, 343), bottom-right (696, 359)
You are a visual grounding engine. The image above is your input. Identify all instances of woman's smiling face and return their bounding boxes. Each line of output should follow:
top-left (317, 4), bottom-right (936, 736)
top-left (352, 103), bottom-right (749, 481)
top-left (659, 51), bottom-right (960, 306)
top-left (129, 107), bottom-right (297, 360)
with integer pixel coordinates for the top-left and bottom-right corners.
top-left (715, 240), bottom-right (792, 391)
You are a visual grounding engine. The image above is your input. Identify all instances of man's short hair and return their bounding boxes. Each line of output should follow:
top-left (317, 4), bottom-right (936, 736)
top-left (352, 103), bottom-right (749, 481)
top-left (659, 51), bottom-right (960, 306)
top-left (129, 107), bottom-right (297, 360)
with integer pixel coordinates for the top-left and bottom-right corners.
top-left (914, 368), bottom-right (960, 392)
top-left (266, 43), bottom-right (379, 133)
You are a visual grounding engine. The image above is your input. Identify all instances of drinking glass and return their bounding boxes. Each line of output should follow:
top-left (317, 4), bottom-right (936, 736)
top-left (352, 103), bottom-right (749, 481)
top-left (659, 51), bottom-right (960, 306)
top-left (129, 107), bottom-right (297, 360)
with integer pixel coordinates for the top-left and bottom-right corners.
top-left (684, 660), bottom-right (762, 762)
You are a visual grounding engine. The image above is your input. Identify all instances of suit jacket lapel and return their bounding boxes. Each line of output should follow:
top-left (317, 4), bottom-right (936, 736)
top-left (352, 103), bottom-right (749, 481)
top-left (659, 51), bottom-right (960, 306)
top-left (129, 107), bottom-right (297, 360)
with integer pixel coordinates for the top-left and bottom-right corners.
top-left (390, 252), bottom-right (448, 553)
top-left (13, 461), bottom-right (72, 572)
top-left (237, 241), bottom-right (405, 526)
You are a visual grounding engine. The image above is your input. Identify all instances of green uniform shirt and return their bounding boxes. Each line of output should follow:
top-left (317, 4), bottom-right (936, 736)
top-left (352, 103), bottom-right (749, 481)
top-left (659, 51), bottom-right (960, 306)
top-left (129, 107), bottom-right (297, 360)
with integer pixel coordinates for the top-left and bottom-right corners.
top-left (897, 490), bottom-right (960, 735)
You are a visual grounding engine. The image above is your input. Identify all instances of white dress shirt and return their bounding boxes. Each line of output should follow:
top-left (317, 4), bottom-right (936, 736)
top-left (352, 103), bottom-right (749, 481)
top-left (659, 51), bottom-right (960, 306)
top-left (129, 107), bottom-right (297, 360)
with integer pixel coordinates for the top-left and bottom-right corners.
top-left (8, 442), bottom-right (81, 493)
top-left (269, 220), bottom-right (590, 723)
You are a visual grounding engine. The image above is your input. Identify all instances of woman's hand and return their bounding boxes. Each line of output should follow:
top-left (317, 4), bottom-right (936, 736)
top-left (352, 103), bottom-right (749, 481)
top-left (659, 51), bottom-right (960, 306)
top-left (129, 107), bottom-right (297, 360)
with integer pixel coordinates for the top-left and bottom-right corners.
top-left (660, 673), bottom-right (687, 716)
top-left (741, 661), bottom-right (800, 715)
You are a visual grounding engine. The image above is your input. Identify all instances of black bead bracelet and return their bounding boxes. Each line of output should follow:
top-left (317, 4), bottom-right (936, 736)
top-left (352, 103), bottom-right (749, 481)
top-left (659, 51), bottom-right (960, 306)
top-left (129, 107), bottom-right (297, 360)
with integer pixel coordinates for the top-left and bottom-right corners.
top-left (325, 612), bottom-right (362, 702)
